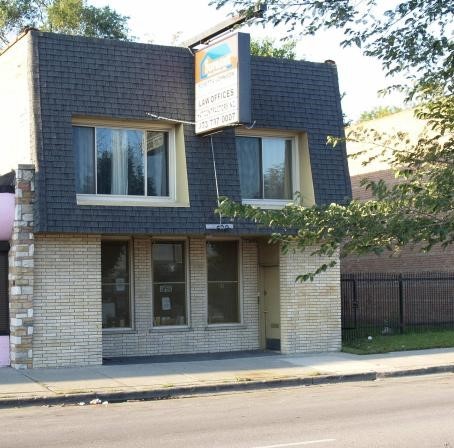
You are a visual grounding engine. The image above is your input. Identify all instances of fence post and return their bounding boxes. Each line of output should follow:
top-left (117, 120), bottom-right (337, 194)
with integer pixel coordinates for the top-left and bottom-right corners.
top-left (352, 278), bottom-right (358, 330)
top-left (398, 274), bottom-right (404, 334)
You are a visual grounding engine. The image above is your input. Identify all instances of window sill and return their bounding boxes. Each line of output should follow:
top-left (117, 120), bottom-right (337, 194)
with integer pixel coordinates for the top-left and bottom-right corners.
top-left (242, 199), bottom-right (293, 209)
top-left (205, 324), bottom-right (246, 331)
top-left (102, 329), bottom-right (136, 335)
top-left (77, 194), bottom-right (190, 208)
top-left (149, 326), bottom-right (191, 333)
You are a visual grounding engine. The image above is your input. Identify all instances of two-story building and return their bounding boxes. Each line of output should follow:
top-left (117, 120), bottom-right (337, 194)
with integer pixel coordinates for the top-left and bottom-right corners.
top-left (0, 30), bottom-right (350, 369)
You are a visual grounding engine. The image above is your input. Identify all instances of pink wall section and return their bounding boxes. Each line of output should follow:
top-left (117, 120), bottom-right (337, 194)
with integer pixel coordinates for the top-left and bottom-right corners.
top-left (0, 193), bottom-right (14, 241)
top-left (0, 336), bottom-right (9, 367)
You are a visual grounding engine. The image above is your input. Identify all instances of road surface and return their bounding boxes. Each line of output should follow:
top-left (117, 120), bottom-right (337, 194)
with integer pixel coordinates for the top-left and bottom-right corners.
top-left (2, 374), bottom-right (454, 447)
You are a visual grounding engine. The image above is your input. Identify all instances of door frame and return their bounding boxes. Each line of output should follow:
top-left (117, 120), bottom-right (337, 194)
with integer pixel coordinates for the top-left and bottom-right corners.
top-left (259, 266), bottom-right (281, 350)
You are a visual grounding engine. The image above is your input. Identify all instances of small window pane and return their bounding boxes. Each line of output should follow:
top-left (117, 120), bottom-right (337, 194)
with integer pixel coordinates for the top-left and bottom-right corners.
top-left (101, 241), bottom-right (131, 329)
top-left (236, 137), bottom-right (261, 199)
top-left (147, 132), bottom-right (169, 197)
top-left (97, 128), bottom-right (144, 195)
top-left (127, 130), bottom-right (145, 195)
top-left (73, 126), bottom-right (95, 194)
top-left (208, 283), bottom-right (239, 324)
top-left (153, 242), bottom-right (186, 326)
top-left (207, 241), bottom-right (239, 324)
top-left (153, 283), bottom-right (186, 326)
top-left (153, 242), bottom-right (185, 283)
top-left (207, 241), bottom-right (238, 282)
top-left (262, 138), bottom-right (293, 200)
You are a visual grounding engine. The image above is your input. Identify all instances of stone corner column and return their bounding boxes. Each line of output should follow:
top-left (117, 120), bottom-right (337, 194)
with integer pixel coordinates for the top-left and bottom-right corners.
top-left (9, 164), bottom-right (35, 369)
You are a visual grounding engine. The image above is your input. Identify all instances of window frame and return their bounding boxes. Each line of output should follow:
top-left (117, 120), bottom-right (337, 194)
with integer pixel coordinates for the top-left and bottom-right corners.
top-left (73, 120), bottom-right (178, 207)
top-left (101, 237), bottom-right (135, 333)
top-left (206, 238), bottom-right (243, 327)
top-left (235, 130), bottom-right (300, 209)
top-left (150, 237), bottom-right (190, 330)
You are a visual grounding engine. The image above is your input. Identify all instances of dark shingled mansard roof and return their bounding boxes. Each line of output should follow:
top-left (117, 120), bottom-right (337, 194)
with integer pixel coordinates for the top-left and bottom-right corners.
top-left (24, 31), bottom-right (351, 235)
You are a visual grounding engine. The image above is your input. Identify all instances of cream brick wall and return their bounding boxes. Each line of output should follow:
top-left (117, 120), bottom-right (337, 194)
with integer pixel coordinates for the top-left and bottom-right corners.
top-left (33, 234), bottom-right (102, 368)
top-left (279, 245), bottom-right (341, 353)
top-left (103, 237), bottom-right (260, 357)
top-left (31, 235), bottom-right (340, 365)
top-left (0, 33), bottom-right (35, 171)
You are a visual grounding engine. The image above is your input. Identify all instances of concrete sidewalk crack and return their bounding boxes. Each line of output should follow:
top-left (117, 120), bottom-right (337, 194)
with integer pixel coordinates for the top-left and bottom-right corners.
top-left (19, 371), bottom-right (57, 395)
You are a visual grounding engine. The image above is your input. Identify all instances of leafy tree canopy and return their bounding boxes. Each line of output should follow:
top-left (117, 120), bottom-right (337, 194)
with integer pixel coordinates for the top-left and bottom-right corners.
top-left (212, 0), bottom-right (454, 278)
top-left (0, 0), bottom-right (129, 46)
top-left (212, 0), bottom-right (453, 100)
top-left (250, 37), bottom-right (297, 59)
top-left (358, 106), bottom-right (403, 123)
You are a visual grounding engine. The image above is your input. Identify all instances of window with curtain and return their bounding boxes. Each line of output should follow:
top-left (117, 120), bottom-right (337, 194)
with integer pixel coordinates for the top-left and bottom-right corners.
top-left (207, 241), bottom-right (240, 324)
top-left (236, 136), bottom-right (293, 201)
top-left (152, 241), bottom-right (187, 326)
top-left (73, 126), bottom-right (169, 197)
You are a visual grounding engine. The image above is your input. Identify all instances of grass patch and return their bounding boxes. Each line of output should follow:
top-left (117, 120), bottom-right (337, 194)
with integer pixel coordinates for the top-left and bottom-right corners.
top-left (342, 329), bottom-right (454, 355)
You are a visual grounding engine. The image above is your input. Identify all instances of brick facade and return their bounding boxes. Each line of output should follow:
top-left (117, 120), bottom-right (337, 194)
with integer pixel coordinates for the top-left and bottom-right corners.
top-left (21, 232), bottom-right (343, 366)
top-left (342, 168), bottom-right (454, 273)
top-left (343, 111), bottom-right (453, 274)
top-left (102, 237), bottom-right (260, 358)
top-left (279, 246), bottom-right (341, 353)
top-left (33, 234), bottom-right (102, 368)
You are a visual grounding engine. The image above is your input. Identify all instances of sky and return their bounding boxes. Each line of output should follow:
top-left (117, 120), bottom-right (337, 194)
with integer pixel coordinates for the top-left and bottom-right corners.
top-left (89, 0), bottom-right (406, 122)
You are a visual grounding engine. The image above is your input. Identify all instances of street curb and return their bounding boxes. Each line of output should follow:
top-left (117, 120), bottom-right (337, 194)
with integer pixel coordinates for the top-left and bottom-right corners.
top-left (1, 365), bottom-right (453, 409)
top-left (377, 364), bottom-right (454, 378)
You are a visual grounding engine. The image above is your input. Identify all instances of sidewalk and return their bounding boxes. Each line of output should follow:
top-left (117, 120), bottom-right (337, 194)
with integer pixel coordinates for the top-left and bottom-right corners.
top-left (1, 348), bottom-right (454, 407)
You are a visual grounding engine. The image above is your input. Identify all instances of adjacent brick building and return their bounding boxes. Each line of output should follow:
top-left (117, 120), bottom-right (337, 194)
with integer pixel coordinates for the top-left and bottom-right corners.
top-left (0, 30), bottom-right (351, 368)
top-left (342, 109), bottom-right (454, 274)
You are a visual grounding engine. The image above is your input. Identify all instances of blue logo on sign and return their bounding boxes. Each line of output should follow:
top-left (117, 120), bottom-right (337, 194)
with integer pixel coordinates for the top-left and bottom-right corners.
top-left (200, 43), bottom-right (232, 79)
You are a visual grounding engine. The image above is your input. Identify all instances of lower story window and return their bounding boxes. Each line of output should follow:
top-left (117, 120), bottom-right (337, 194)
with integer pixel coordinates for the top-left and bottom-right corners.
top-left (101, 240), bottom-right (131, 329)
top-left (153, 241), bottom-right (187, 326)
top-left (207, 241), bottom-right (240, 324)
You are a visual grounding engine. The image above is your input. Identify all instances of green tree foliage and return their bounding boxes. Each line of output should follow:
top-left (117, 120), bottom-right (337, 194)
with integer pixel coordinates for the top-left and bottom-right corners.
top-left (250, 37), bottom-right (297, 59)
top-left (212, 0), bottom-right (454, 278)
top-left (0, 0), bottom-right (129, 45)
top-left (212, 1), bottom-right (453, 100)
top-left (358, 106), bottom-right (403, 122)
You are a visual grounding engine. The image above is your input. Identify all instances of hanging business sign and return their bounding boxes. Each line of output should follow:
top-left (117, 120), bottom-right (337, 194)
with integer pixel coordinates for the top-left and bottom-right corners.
top-left (195, 32), bottom-right (251, 134)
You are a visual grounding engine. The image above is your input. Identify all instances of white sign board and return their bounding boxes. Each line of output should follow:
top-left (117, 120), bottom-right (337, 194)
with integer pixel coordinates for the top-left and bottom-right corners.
top-left (195, 33), bottom-right (250, 134)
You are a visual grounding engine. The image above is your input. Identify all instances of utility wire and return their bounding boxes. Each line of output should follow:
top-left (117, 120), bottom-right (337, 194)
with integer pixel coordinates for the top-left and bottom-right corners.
top-left (210, 135), bottom-right (223, 225)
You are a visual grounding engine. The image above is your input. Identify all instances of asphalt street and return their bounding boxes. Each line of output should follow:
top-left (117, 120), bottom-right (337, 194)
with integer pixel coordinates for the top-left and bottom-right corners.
top-left (2, 374), bottom-right (454, 447)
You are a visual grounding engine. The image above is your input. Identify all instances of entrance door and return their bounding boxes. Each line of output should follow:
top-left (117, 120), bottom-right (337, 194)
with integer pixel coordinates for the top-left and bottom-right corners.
top-left (260, 266), bottom-right (280, 350)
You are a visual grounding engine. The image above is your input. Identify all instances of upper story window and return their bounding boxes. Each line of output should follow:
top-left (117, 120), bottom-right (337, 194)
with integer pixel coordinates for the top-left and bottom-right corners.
top-left (236, 136), bottom-right (294, 203)
top-left (72, 120), bottom-right (190, 207)
top-left (74, 126), bottom-right (170, 198)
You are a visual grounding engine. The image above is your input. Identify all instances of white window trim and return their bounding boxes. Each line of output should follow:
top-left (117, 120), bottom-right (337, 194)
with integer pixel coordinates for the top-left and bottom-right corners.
top-left (241, 198), bottom-right (295, 209)
top-left (101, 237), bottom-right (135, 333)
top-left (76, 195), bottom-right (190, 208)
top-left (150, 238), bottom-right (190, 330)
top-left (206, 237), bottom-right (243, 327)
top-left (235, 131), bottom-right (301, 209)
top-left (74, 121), bottom-right (183, 207)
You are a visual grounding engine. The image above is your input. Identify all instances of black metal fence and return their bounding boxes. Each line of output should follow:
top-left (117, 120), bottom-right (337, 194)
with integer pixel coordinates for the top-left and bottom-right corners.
top-left (341, 272), bottom-right (454, 341)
